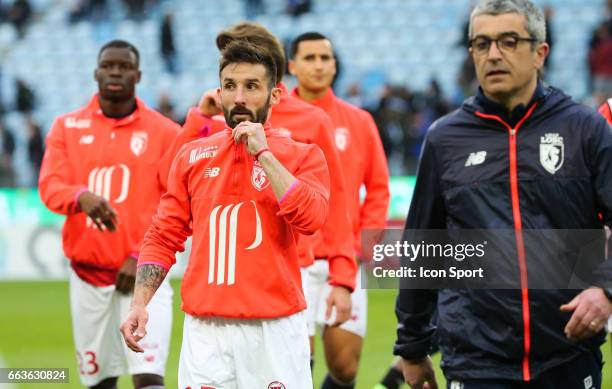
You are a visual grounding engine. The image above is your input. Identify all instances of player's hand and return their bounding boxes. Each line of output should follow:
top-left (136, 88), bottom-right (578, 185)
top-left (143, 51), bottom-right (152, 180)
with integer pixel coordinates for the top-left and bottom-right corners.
top-left (232, 121), bottom-right (269, 156)
top-left (78, 191), bottom-right (118, 232)
top-left (560, 287), bottom-right (612, 342)
top-left (325, 285), bottom-right (352, 326)
top-left (399, 356), bottom-right (438, 389)
top-left (116, 256), bottom-right (137, 294)
top-left (197, 89), bottom-right (222, 116)
top-left (120, 305), bottom-right (148, 353)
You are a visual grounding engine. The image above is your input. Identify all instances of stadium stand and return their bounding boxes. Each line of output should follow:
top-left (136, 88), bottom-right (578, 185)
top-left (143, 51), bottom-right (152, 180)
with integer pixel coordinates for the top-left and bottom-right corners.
top-left (0, 0), bottom-right (606, 185)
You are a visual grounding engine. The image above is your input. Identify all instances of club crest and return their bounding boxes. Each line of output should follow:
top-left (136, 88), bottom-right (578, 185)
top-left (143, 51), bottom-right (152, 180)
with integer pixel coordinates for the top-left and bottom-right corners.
top-left (335, 127), bottom-right (350, 151)
top-left (251, 160), bottom-right (269, 191)
top-left (130, 131), bottom-right (148, 156)
top-left (539, 133), bottom-right (564, 174)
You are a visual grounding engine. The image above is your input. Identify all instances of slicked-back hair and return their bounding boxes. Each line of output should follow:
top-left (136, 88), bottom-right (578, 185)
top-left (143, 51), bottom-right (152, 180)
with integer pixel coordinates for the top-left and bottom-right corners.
top-left (469, 0), bottom-right (546, 45)
top-left (216, 22), bottom-right (285, 83)
top-left (219, 41), bottom-right (278, 90)
top-left (97, 39), bottom-right (140, 68)
top-left (290, 31), bottom-right (330, 59)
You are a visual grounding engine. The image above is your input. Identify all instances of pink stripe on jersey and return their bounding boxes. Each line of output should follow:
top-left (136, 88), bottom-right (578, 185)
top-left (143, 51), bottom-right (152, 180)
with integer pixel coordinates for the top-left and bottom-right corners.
top-left (279, 180), bottom-right (299, 205)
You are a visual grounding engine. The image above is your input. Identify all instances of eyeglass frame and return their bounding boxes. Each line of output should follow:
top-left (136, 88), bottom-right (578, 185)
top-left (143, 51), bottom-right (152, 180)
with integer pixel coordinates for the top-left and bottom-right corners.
top-left (468, 33), bottom-right (538, 55)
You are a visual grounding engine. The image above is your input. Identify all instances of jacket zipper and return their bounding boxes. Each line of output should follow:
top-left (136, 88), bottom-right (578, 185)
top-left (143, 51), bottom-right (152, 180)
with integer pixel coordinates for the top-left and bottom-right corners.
top-left (232, 142), bottom-right (241, 195)
top-left (475, 103), bottom-right (537, 381)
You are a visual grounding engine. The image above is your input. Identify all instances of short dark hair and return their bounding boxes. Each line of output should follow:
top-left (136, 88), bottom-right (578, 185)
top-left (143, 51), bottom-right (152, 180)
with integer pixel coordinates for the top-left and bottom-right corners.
top-left (97, 40), bottom-right (140, 68)
top-left (216, 22), bottom-right (285, 84)
top-left (219, 41), bottom-right (278, 89)
top-left (290, 31), bottom-right (330, 59)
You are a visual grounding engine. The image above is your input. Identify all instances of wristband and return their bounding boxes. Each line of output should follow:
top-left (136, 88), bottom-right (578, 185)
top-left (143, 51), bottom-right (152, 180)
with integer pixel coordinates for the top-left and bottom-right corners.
top-left (254, 148), bottom-right (271, 161)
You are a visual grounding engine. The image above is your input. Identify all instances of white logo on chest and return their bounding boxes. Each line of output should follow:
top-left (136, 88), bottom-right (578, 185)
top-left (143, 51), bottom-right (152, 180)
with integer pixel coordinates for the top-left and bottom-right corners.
top-left (251, 160), bottom-right (269, 191)
top-left (465, 151), bottom-right (487, 166)
top-left (130, 131), bottom-right (148, 156)
top-left (540, 133), bottom-right (564, 174)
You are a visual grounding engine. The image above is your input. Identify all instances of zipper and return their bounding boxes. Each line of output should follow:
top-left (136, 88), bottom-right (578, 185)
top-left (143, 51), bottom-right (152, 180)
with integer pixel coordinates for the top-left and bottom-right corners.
top-left (475, 103), bottom-right (536, 381)
top-left (232, 142), bottom-right (241, 195)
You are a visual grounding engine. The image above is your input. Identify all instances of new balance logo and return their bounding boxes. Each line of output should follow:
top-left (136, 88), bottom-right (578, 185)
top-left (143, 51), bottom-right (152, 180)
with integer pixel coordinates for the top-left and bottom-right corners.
top-left (79, 135), bottom-right (95, 144)
top-left (189, 145), bottom-right (218, 163)
top-left (208, 201), bottom-right (262, 286)
top-left (465, 151), bottom-right (487, 166)
top-left (203, 167), bottom-right (220, 178)
top-left (86, 164), bottom-right (130, 228)
top-left (65, 117), bottom-right (91, 129)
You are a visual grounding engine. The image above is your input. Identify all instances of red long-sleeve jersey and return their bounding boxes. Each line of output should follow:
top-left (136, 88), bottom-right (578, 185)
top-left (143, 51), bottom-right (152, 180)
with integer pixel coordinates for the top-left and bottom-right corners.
top-left (139, 126), bottom-right (330, 318)
top-left (292, 88), bottom-right (390, 256)
top-left (162, 83), bottom-right (356, 290)
top-left (39, 96), bottom-right (180, 283)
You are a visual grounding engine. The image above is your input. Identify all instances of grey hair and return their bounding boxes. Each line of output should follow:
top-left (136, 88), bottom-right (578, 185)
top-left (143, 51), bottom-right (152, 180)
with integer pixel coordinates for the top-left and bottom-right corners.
top-left (469, 0), bottom-right (546, 43)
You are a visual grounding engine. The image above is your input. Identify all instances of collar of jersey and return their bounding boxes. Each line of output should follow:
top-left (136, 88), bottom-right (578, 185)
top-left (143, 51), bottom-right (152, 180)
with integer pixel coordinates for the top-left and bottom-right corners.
top-left (86, 94), bottom-right (144, 127)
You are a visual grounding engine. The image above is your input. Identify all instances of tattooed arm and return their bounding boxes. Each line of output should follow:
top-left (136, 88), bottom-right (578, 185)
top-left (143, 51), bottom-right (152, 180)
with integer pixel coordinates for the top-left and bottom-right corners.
top-left (133, 264), bottom-right (168, 306)
top-left (119, 264), bottom-right (168, 353)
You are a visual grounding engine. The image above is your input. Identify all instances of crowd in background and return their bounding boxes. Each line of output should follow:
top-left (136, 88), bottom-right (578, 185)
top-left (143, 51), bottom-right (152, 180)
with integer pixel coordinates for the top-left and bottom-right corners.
top-left (0, 0), bottom-right (610, 186)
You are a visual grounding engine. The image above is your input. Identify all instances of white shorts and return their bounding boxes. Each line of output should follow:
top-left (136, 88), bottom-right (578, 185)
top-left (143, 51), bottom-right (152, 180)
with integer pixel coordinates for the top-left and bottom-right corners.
top-left (178, 311), bottom-right (312, 389)
top-left (301, 260), bottom-right (367, 338)
top-left (69, 268), bottom-right (173, 387)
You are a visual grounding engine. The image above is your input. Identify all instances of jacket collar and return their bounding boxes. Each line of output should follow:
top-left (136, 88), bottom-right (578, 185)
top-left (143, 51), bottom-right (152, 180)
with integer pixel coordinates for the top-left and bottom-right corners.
top-left (291, 87), bottom-right (335, 109)
top-left (86, 94), bottom-right (144, 127)
top-left (474, 81), bottom-right (545, 127)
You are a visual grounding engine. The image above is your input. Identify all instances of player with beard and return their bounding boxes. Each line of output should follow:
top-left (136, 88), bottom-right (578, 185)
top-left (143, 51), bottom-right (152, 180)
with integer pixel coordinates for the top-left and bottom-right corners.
top-left (158, 22), bottom-right (357, 335)
top-left (288, 32), bottom-right (391, 389)
top-left (121, 40), bottom-right (330, 388)
top-left (39, 40), bottom-right (179, 389)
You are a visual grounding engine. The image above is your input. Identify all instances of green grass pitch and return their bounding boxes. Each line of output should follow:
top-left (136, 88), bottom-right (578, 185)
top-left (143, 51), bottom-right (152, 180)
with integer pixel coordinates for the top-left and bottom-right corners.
top-left (0, 281), bottom-right (610, 388)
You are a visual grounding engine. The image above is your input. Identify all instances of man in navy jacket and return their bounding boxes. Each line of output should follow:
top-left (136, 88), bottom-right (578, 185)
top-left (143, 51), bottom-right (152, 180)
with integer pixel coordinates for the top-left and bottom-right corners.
top-left (394, 1), bottom-right (612, 388)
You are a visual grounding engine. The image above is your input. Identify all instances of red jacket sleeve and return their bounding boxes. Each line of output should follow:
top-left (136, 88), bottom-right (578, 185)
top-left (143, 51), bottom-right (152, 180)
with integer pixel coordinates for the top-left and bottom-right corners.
top-left (277, 144), bottom-right (330, 235)
top-left (38, 118), bottom-right (87, 215)
top-left (314, 115), bottom-right (357, 290)
top-left (138, 145), bottom-right (192, 269)
top-left (360, 111), bottom-right (391, 229)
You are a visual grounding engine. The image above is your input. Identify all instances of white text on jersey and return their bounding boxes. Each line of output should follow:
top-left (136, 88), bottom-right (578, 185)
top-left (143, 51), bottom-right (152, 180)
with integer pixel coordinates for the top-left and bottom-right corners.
top-left (189, 145), bottom-right (218, 163)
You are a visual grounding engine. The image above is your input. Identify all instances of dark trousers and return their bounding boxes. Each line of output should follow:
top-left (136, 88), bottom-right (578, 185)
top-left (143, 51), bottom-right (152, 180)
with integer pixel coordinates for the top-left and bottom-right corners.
top-left (447, 349), bottom-right (603, 389)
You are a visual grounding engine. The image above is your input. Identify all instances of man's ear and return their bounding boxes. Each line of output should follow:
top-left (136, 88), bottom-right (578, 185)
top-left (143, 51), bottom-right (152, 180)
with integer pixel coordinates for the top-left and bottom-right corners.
top-left (270, 87), bottom-right (282, 106)
top-left (534, 42), bottom-right (550, 71)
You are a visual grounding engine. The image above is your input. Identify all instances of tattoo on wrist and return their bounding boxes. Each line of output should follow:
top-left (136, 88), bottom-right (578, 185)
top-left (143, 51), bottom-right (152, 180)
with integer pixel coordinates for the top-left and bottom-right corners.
top-left (136, 264), bottom-right (167, 290)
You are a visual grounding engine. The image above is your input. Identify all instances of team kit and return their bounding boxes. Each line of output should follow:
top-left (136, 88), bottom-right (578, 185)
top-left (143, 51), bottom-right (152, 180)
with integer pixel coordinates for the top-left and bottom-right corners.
top-left (38, 0), bottom-right (612, 388)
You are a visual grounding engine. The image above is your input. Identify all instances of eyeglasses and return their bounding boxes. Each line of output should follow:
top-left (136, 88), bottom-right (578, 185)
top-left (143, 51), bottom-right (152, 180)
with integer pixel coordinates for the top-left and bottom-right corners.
top-left (469, 35), bottom-right (537, 55)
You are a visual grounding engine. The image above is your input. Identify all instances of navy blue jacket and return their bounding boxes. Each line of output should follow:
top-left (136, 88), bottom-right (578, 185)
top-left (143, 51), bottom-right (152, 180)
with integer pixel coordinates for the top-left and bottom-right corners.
top-left (394, 83), bottom-right (612, 381)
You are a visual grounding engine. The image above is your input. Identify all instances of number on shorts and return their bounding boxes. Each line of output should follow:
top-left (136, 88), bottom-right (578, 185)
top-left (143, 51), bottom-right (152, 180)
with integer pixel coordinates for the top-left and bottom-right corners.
top-left (76, 351), bottom-right (99, 375)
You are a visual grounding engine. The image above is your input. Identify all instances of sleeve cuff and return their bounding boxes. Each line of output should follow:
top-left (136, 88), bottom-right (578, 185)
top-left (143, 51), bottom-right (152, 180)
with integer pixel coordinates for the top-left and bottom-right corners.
top-left (74, 188), bottom-right (89, 211)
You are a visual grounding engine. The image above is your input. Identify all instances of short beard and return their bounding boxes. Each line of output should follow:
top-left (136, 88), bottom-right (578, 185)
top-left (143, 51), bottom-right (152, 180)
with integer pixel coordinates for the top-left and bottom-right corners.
top-left (224, 94), bottom-right (271, 128)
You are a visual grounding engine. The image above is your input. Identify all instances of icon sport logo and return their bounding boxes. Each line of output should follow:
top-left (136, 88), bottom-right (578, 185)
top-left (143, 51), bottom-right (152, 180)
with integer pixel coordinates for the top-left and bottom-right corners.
top-left (208, 201), bottom-right (262, 286)
top-left (268, 382), bottom-right (286, 389)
